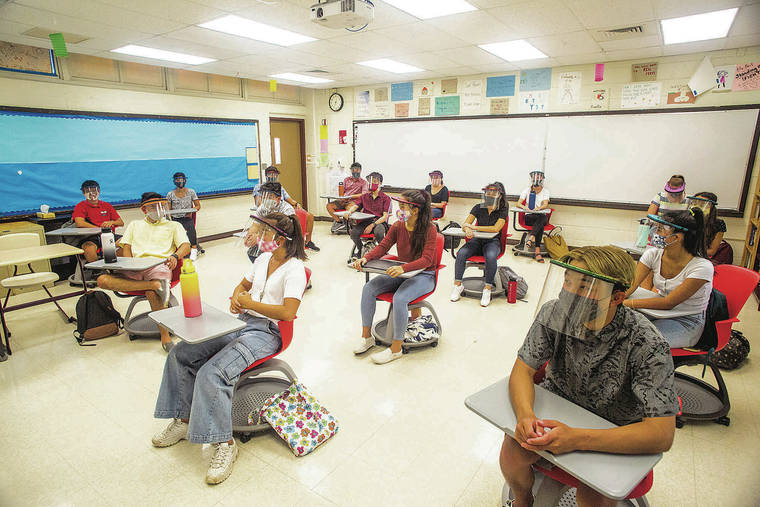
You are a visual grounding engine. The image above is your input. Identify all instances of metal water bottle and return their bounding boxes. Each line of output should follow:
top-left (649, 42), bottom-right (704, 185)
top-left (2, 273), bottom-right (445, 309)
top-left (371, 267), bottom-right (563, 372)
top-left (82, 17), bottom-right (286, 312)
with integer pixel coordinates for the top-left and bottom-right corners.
top-left (338, 181), bottom-right (345, 196)
top-left (101, 228), bottom-right (117, 263)
top-left (507, 280), bottom-right (517, 304)
top-left (180, 259), bottom-right (202, 318)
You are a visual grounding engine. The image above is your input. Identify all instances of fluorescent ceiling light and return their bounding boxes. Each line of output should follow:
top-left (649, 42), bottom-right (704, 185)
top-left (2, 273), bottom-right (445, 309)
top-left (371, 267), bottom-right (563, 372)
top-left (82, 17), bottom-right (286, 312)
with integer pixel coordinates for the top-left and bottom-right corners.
top-left (199, 15), bottom-right (315, 46)
top-left (111, 45), bottom-right (215, 65)
top-left (383, 0), bottom-right (477, 19)
top-left (478, 40), bottom-right (547, 61)
top-left (271, 72), bottom-right (333, 84)
top-left (661, 8), bottom-right (738, 45)
top-left (357, 59), bottom-right (424, 73)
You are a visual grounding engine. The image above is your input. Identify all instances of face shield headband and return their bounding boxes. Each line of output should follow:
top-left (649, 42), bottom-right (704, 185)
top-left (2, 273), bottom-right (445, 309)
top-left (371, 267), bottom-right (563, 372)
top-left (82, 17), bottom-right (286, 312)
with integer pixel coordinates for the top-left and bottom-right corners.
top-left (481, 186), bottom-right (501, 208)
top-left (141, 198), bottom-right (168, 221)
top-left (646, 213), bottom-right (689, 249)
top-left (530, 171), bottom-right (545, 187)
top-left (686, 195), bottom-right (716, 214)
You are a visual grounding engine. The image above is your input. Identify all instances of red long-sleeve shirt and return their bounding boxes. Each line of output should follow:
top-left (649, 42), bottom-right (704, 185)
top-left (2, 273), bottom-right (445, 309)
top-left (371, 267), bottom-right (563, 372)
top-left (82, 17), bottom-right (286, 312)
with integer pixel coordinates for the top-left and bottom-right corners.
top-left (365, 222), bottom-right (438, 272)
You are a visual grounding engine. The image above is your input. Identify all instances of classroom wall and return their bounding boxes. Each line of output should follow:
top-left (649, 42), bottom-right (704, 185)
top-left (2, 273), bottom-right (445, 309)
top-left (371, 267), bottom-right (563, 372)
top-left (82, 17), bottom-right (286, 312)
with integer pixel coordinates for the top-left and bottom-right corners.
top-left (311, 46), bottom-right (760, 258)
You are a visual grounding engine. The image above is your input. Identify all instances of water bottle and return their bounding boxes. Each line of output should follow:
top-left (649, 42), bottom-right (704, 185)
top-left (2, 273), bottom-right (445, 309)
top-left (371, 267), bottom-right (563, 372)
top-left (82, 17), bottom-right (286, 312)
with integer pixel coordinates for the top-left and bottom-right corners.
top-left (507, 280), bottom-right (517, 304)
top-left (101, 228), bottom-right (117, 263)
top-left (338, 181), bottom-right (345, 196)
top-left (180, 259), bottom-right (202, 318)
top-left (636, 219), bottom-right (649, 248)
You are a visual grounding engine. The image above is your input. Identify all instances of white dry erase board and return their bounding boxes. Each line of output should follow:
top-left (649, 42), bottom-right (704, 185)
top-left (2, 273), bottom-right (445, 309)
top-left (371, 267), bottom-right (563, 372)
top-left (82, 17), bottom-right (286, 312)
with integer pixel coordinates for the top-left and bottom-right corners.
top-left (354, 106), bottom-right (760, 215)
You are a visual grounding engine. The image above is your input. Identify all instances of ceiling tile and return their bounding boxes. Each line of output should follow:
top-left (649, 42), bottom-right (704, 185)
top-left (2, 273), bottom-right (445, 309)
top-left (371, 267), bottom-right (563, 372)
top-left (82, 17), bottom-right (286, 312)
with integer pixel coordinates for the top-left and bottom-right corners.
top-left (470, 62), bottom-right (520, 73)
top-left (375, 22), bottom-right (470, 52)
top-left (729, 4), bottom-right (760, 36)
top-left (514, 58), bottom-right (560, 69)
top-left (229, 2), bottom-right (344, 40)
top-left (565, 0), bottom-right (656, 30)
top-left (94, 0), bottom-right (225, 25)
top-left (489, 0), bottom-right (585, 38)
top-left (554, 52), bottom-right (606, 65)
top-left (432, 46), bottom-right (505, 66)
top-left (597, 35), bottom-right (662, 52)
top-left (426, 10), bottom-right (519, 45)
top-left (261, 47), bottom-right (347, 67)
top-left (163, 26), bottom-right (283, 55)
top-left (359, 2), bottom-right (419, 31)
top-left (0, 18), bottom-right (35, 36)
top-left (138, 35), bottom-right (246, 60)
top-left (528, 31), bottom-right (602, 57)
top-left (652, 0), bottom-right (754, 20)
top-left (397, 52), bottom-right (460, 70)
top-left (603, 46), bottom-right (663, 62)
top-left (662, 38), bottom-right (726, 56)
top-left (190, 0), bottom-right (264, 12)
top-left (469, 0), bottom-right (527, 7)
top-left (330, 31), bottom-right (412, 59)
top-left (296, 39), bottom-right (372, 61)
top-left (724, 33), bottom-right (760, 49)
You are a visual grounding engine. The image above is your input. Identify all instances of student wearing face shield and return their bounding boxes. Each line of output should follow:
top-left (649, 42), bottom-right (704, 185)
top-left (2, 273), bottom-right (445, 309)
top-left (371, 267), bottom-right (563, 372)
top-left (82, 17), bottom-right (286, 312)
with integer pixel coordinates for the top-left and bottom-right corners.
top-left (167, 172), bottom-right (201, 261)
top-left (246, 183), bottom-right (296, 264)
top-left (96, 192), bottom-right (190, 352)
top-left (516, 170), bottom-right (550, 263)
top-left (345, 172), bottom-right (391, 259)
top-left (501, 246), bottom-right (678, 507)
top-left (424, 170), bottom-right (449, 219)
top-left (688, 192), bottom-right (731, 265)
top-left (624, 209), bottom-right (713, 348)
top-left (326, 162), bottom-right (368, 222)
top-left (72, 180), bottom-right (124, 263)
top-left (647, 174), bottom-right (688, 216)
top-left (450, 182), bottom-right (508, 307)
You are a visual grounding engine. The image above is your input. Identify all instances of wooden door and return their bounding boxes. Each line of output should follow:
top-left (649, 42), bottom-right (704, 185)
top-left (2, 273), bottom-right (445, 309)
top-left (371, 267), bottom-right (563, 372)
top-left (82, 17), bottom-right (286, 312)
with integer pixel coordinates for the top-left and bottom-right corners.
top-left (269, 118), bottom-right (306, 207)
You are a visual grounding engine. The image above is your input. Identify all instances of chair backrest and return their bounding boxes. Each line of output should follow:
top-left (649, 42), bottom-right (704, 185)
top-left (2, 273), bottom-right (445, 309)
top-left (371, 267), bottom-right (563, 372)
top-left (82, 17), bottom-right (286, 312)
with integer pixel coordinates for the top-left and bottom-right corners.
top-left (432, 232), bottom-right (445, 286)
top-left (169, 257), bottom-right (183, 287)
top-left (256, 267), bottom-right (310, 361)
top-left (713, 265), bottom-right (760, 319)
top-left (294, 208), bottom-right (308, 239)
top-left (497, 215), bottom-right (510, 256)
top-left (0, 232), bottom-right (41, 251)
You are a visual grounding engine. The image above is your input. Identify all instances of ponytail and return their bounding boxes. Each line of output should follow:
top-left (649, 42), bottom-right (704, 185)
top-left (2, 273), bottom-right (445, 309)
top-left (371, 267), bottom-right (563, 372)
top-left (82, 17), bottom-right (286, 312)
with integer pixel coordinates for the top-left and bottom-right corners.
top-left (666, 208), bottom-right (706, 258)
top-left (262, 212), bottom-right (308, 261)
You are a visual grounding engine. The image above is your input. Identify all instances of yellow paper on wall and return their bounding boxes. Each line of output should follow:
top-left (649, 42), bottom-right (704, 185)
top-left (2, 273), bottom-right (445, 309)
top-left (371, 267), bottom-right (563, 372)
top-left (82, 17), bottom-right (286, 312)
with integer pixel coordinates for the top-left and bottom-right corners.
top-left (319, 124), bottom-right (328, 140)
top-left (269, 79), bottom-right (277, 92)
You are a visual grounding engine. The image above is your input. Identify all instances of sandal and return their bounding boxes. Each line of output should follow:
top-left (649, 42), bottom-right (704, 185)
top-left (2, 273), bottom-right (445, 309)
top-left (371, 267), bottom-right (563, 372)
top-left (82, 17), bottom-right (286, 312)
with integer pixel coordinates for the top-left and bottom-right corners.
top-left (535, 252), bottom-right (545, 263)
top-left (525, 238), bottom-right (535, 250)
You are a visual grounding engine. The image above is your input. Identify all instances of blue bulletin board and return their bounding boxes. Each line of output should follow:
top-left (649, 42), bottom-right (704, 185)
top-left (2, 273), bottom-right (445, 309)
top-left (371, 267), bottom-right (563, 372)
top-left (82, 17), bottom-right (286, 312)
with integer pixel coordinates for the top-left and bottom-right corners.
top-left (0, 108), bottom-right (259, 216)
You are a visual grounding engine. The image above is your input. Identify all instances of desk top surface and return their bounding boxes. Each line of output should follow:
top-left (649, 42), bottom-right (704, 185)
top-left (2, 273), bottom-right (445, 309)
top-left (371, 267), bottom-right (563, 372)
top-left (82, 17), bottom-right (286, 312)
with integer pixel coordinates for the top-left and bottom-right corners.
top-left (320, 194), bottom-right (344, 199)
top-left (46, 227), bottom-right (102, 237)
top-left (512, 208), bottom-right (551, 215)
top-left (361, 258), bottom-right (424, 279)
top-left (335, 210), bottom-right (376, 221)
top-left (612, 242), bottom-right (647, 255)
top-left (167, 209), bottom-right (198, 215)
top-left (149, 305), bottom-right (245, 344)
top-left (85, 257), bottom-right (165, 271)
top-left (465, 377), bottom-right (661, 500)
top-left (0, 243), bottom-right (83, 267)
top-left (441, 227), bottom-right (498, 239)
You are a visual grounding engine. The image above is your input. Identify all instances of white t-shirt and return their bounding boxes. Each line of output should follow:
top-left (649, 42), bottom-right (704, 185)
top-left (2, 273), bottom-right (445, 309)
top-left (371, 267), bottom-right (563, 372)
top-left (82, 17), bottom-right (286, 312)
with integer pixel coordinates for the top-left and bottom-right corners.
top-left (244, 252), bottom-right (307, 322)
top-left (640, 248), bottom-right (713, 315)
top-left (519, 187), bottom-right (550, 210)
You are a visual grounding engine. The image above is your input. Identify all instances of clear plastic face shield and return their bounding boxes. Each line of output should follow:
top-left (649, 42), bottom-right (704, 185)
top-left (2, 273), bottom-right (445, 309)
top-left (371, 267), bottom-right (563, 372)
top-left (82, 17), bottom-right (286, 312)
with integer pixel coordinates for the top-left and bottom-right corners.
top-left (646, 214), bottom-right (687, 249)
top-left (686, 195), bottom-right (715, 215)
top-left (243, 215), bottom-right (291, 253)
top-left (82, 186), bottom-right (100, 202)
top-left (174, 176), bottom-right (186, 188)
top-left (530, 171), bottom-right (545, 188)
top-left (368, 175), bottom-right (382, 192)
top-left (535, 260), bottom-right (623, 340)
top-left (481, 185), bottom-right (501, 208)
top-left (664, 180), bottom-right (685, 202)
top-left (141, 199), bottom-right (169, 223)
top-left (259, 191), bottom-right (280, 213)
top-left (264, 170), bottom-right (279, 183)
top-left (392, 197), bottom-right (420, 223)
top-left (429, 171), bottom-right (443, 186)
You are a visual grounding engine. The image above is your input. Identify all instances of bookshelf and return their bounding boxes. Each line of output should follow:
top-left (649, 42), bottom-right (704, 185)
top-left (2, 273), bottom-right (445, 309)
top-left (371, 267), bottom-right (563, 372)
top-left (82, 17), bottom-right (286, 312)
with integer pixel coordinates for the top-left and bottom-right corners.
top-left (741, 174), bottom-right (760, 309)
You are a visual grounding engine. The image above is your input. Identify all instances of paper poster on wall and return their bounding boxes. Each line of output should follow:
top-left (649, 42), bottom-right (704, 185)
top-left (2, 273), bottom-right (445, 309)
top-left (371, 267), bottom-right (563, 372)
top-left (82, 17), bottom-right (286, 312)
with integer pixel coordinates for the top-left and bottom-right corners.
top-left (372, 102), bottom-right (391, 118)
top-left (559, 71), bottom-right (582, 105)
top-left (356, 90), bottom-right (370, 117)
top-left (486, 75), bottom-right (515, 97)
top-left (732, 62), bottom-right (760, 91)
top-left (435, 96), bottom-right (460, 116)
top-left (590, 88), bottom-right (609, 110)
top-left (519, 68), bottom-right (551, 91)
top-left (441, 78), bottom-right (458, 95)
top-left (374, 87), bottom-right (389, 102)
top-left (688, 56), bottom-right (715, 97)
top-left (414, 79), bottom-right (437, 97)
top-left (714, 65), bottom-right (735, 91)
top-left (620, 82), bottom-right (661, 108)
top-left (490, 98), bottom-right (509, 115)
top-left (461, 79), bottom-right (483, 113)
top-left (594, 63), bottom-right (605, 82)
top-left (394, 103), bottom-right (410, 118)
top-left (391, 81), bottom-right (413, 101)
top-left (418, 97), bottom-right (431, 116)
top-left (518, 90), bottom-right (549, 113)
top-left (632, 62), bottom-right (658, 82)
top-left (667, 85), bottom-right (696, 104)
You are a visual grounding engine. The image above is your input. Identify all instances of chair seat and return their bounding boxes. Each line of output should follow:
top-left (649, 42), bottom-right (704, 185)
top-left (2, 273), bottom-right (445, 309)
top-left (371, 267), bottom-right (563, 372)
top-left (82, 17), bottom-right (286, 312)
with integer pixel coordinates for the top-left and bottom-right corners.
top-left (534, 463), bottom-right (653, 499)
top-left (1, 271), bottom-right (59, 288)
top-left (377, 290), bottom-right (435, 306)
top-left (360, 233), bottom-right (374, 239)
top-left (118, 279), bottom-right (180, 297)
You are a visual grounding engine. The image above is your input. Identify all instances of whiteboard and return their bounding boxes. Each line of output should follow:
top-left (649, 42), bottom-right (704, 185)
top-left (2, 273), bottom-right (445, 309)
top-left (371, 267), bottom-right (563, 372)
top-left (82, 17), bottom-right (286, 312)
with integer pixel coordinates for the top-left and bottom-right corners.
top-left (354, 108), bottom-right (759, 211)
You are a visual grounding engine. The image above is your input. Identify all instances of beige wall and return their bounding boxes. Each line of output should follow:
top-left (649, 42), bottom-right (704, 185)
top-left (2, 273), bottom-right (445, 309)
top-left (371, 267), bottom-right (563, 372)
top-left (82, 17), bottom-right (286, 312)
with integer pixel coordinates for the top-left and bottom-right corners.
top-left (310, 47), bottom-right (760, 258)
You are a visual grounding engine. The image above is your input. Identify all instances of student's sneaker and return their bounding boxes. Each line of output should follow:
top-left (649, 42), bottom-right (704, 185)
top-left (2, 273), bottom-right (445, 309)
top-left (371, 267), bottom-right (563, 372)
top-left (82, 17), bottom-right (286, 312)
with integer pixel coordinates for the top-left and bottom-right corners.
top-left (371, 347), bottom-right (403, 364)
top-left (206, 441), bottom-right (239, 485)
top-left (156, 279), bottom-right (171, 306)
top-left (305, 240), bottom-right (320, 252)
top-left (480, 288), bottom-right (492, 307)
top-left (151, 419), bottom-right (188, 447)
top-left (450, 283), bottom-right (465, 302)
top-left (189, 248), bottom-right (198, 261)
top-left (353, 336), bottom-right (374, 354)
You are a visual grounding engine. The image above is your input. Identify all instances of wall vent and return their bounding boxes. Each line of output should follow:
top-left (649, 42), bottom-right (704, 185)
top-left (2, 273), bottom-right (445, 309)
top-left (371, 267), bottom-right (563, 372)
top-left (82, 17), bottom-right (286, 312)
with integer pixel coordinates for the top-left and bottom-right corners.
top-left (593, 22), bottom-right (657, 42)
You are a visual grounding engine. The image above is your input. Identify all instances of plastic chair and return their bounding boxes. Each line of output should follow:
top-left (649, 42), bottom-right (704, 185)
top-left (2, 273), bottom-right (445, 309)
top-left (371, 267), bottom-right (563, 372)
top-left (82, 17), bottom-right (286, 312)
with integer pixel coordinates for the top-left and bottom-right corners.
top-left (113, 258), bottom-right (182, 340)
top-left (670, 265), bottom-right (760, 427)
top-left (371, 233), bottom-right (445, 353)
top-left (513, 208), bottom-right (555, 258)
top-left (432, 202), bottom-right (447, 222)
top-left (295, 208), bottom-right (308, 239)
top-left (460, 218), bottom-right (510, 298)
top-left (231, 268), bottom-right (311, 442)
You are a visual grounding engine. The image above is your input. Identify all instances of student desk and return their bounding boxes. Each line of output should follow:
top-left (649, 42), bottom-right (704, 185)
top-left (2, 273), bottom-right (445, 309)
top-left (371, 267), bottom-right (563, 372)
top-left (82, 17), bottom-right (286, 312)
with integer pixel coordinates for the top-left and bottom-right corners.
top-left (627, 287), bottom-right (697, 319)
top-left (167, 209), bottom-right (198, 216)
top-left (334, 210), bottom-right (375, 221)
top-left (612, 242), bottom-right (647, 259)
top-left (465, 377), bottom-right (661, 501)
top-left (320, 194), bottom-right (345, 203)
top-left (0, 243), bottom-right (87, 355)
top-left (441, 227), bottom-right (498, 258)
top-left (360, 258), bottom-right (424, 281)
top-left (85, 257), bottom-right (166, 271)
top-left (149, 304), bottom-right (245, 344)
top-left (45, 227), bottom-right (102, 238)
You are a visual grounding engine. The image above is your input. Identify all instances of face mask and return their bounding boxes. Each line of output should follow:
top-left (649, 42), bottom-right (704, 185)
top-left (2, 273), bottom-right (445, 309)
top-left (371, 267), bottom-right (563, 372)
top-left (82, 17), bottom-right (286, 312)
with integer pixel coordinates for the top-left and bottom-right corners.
top-left (265, 175), bottom-right (277, 183)
top-left (396, 209), bottom-right (410, 222)
top-left (146, 210), bottom-right (161, 222)
top-left (257, 236), bottom-right (279, 253)
top-left (650, 233), bottom-right (670, 249)
top-left (431, 178), bottom-right (442, 186)
top-left (174, 179), bottom-right (185, 188)
top-left (484, 195), bottom-right (499, 208)
top-left (84, 189), bottom-right (99, 201)
top-left (369, 182), bottom-right (379, 191)
top-left (352, 171), bottom-right (361, 179)
top-left (261, 198), bottom-right (278, 211)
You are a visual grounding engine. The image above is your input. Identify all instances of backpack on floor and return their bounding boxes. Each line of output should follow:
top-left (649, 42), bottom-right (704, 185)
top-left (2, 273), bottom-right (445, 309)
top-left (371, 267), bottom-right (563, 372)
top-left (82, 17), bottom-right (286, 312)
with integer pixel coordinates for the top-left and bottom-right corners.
top-left (440, 221), bottom-right (462, 250)
top-left (405, 315), bottom-right (440, 343)
top-left (497, 266), bottom-right (528, 300)
top-left (543, 227), bottom-right (569, 260)
top-left (73, 290), bottom-right (124, 346)
top-left (711, 330), bottom-right (750, 370)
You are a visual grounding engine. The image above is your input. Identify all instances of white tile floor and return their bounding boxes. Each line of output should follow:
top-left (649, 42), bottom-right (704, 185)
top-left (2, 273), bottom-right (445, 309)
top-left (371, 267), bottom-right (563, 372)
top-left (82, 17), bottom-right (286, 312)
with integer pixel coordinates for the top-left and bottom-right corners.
top-left (1, 221), bottom-right (759, 506)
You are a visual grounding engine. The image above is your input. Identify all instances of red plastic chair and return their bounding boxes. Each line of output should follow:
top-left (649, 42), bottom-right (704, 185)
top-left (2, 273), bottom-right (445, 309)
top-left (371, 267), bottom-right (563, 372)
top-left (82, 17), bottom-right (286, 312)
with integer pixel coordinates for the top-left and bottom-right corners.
top-left (432, 202), bottom-right (447, 222)
top-left (514, 208), bottom-right (556, 234)
top-left (460, 217), bottom-right (511, 294)
top-left (295, 208), bottom-right (308, 240)
top-left (670, 265), bottom-right (760, 427)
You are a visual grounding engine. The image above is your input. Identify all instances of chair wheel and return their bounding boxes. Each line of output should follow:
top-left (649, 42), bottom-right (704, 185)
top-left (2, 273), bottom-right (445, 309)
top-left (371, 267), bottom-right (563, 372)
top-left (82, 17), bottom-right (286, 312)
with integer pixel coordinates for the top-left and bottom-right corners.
top-left (716, 416), bottom-right (730, 426)
top-left (68, 317), bottom-right (76, 323)
top-left (375, 339), bottom-right (382, 346)
top-left (129, 335), bottom-right (138, 341)
top-left (429, 341), bottom-right (438, 348)
top-left (239, 433), bottom-right (252, 443)
top-left (675, 418), bottom-right (684, 429)
top-left (402, 347), bottom-right (409, 354)
top-left (514, 251), bottom-right (519, 256)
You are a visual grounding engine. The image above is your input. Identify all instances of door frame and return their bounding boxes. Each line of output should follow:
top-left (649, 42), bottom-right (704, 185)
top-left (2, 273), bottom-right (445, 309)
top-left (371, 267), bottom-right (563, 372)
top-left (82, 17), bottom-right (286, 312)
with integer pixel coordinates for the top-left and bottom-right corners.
top-left (269, 117), bottom-right (308, 210)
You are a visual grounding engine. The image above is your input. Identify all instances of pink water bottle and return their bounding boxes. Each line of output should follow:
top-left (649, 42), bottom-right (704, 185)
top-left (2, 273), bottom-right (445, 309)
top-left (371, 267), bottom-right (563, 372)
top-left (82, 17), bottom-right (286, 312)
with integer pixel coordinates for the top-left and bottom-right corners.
top-left (180, 259), bottom-right (202, 318)
top-left (507, 280), bottom-right (517, 304)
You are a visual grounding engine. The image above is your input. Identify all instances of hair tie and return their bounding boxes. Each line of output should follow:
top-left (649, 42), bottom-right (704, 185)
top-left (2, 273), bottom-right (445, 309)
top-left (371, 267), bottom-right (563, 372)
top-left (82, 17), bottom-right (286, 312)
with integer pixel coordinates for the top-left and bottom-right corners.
top-left (689, 208), bottom-right (695, 217)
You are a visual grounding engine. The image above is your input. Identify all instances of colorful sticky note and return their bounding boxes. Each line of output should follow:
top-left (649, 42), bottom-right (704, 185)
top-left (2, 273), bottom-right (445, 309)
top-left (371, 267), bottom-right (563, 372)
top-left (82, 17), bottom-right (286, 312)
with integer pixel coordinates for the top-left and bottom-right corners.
top-left (269, 79), bottom-right (277, 92)
top-left (594, 64), bottom-right (604, 82)
top-left (434, 96), bottom-right (460, 116)
top-left (390, 81), bottom-right (413, 101)
top-left (486, 75), bottom-right (515, 97)
top-left (48, 33), bottom-right (68, 58)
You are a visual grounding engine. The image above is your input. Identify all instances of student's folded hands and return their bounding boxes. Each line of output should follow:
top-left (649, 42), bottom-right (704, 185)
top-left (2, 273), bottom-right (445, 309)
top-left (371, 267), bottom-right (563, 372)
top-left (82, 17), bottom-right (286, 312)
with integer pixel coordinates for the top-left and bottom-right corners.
top-left (352, 257), bottom-right (367, 271)
top-left (520, 419), bottom-right (579, 455)
top-left (230, 291), bottom-right (252, 313)
top-left (386, 265), bottom-right (404, 278)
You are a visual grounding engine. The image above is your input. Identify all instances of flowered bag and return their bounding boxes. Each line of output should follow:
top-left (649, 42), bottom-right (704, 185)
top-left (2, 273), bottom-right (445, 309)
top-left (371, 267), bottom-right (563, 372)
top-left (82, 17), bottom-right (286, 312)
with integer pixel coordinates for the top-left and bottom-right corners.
top-left (404, 315), bottom-right (440, 343)
top-left (259, 381), bottom-right (339, 457)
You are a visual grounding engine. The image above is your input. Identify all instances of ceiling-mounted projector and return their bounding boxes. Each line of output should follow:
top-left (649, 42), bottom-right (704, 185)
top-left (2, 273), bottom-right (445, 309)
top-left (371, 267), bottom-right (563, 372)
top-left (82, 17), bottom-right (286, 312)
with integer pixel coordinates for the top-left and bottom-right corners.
top-left (310, 0), bottom-right (374, 29)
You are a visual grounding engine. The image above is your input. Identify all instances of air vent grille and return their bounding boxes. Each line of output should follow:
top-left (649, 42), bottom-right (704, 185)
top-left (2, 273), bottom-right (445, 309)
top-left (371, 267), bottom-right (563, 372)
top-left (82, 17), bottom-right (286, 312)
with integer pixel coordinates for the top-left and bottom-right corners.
top-left (593, 22), bottom-right (657, 42)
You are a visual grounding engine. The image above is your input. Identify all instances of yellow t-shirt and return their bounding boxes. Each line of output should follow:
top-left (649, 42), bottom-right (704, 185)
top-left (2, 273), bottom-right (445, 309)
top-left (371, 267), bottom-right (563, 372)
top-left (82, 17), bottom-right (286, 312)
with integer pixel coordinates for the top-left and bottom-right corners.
top-left (120, 219), bottom-right (189, 259)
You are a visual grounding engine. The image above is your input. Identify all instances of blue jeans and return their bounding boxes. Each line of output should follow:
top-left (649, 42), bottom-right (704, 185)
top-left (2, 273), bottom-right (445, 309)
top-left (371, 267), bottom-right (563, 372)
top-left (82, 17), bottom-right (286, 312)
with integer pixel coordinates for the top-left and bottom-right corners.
top-left (361, 272), bottom-right (435, 342)
top-left (649, 312), bottom-right (705, 348)
top-left (432, 208), bottom-right (443, 219)
top-left (154, 313), bottom-right (281, 444)
top-left (454, 238), bottom-right (500, 286)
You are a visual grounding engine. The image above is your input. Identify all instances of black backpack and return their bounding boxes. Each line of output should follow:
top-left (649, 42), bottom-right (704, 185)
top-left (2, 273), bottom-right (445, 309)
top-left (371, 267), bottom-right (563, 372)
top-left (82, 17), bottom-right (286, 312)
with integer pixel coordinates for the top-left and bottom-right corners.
top-left (73, 291), bottom-right (124, 346)
top-left (693, 288), bottom-right (729, 351)
top-left (711, 330), bottom-right (750, 370)
top-left (440, 221), bottom-right (462, 250)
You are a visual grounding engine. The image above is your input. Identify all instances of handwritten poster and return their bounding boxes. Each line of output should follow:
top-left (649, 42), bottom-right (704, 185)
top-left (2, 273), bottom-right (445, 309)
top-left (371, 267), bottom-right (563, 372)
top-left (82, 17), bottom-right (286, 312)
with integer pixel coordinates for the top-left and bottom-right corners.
top-left (518, 90), bottom-right (549, 113)
top-left (418, 97), bottom-right (431, 116)
top-left (590, 88), bottom-right (609, 110)
top-left (620, 82), bottom-right (661, 108)
top-left (441, 78), bottom-right (458, 95)
top-left (414, 79), bottom-right (437, 97)
top-left (355, 90), bottom-right (370, 117)
top-left (374, 87), bottom-right (388, 102)
top-left (461, 79), bottom-right (483, 113)
top-left (490, 98), bottom-right (509, 115)
top-left (632, 62), bottom-right (658, 82)
top-left (714, 65), bottom-right (735, 92)
top-left (559, 71), bottom-right (581, 105)
top-left (732, 62), bottom-right (760, 91)
top-left (688, 56), bottom-right (715, 97)
top-left (435, 96), bottom-right (460, 116)
top-left (394, 102), bottom-right (409, 118)
top-left (391, 81), bottom-right (413, 101)
top-left (372, 102), bottom-right (391, 118)
top-left (519, 68), bottom-right (551, 91)
top-left (667, 85), bottom-right (695, 104)
top-left (486, 75), bottom-right (515, 97)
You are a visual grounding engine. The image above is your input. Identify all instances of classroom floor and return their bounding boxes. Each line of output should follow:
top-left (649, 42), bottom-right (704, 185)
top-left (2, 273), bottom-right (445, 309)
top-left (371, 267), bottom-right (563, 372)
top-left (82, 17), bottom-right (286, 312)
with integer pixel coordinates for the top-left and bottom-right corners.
top-left (1, 221), bottom-right (759, 506)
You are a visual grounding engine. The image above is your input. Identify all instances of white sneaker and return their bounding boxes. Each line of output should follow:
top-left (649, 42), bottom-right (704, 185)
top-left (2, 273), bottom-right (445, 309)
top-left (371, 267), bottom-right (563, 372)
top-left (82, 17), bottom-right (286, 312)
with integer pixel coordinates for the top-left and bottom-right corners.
top-left (480, 288), bottom-right (492, 307)
top-left (152, 419), bottom-right (188, 448)
top-left (353, 336), bottom-right (374, 354)
top-left (371, 347), bottom-right (403, 364)
top-left (450, 283), bottom-right (465, 302)
top-left (189, 248), bottom-right (198, 261)
top-left (206, 441), bottom-right (239, 485)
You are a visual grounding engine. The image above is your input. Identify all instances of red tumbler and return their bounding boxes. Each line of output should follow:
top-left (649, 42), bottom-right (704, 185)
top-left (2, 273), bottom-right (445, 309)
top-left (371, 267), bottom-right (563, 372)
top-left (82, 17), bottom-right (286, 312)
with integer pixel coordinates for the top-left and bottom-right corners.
top-left (507, 280), bottom-right (517, 303)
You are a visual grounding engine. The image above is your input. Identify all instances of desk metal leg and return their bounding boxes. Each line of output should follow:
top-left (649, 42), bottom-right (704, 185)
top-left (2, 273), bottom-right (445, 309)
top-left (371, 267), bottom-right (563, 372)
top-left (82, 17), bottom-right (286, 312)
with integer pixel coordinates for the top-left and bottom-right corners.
top-left (0, 301), bottom-right (10, 355)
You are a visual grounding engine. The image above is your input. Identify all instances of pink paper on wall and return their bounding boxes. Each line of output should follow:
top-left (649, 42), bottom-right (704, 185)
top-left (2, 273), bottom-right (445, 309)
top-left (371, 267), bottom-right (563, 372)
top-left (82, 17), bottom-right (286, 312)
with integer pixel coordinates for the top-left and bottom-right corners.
top-left (320, 139), bottom-right (328, 152)
top-left (594, 64), bottom-right (604, 82)
top-left (732, 62), bottom-right (760, 91)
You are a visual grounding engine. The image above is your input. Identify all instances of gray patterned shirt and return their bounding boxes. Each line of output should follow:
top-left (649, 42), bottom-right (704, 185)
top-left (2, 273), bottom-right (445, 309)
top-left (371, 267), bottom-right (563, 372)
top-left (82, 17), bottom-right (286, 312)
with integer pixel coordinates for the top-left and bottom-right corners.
top-left (518, 302), bottom-right (679, 426)
top-left (166, 188), bottom-right (198, 218)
